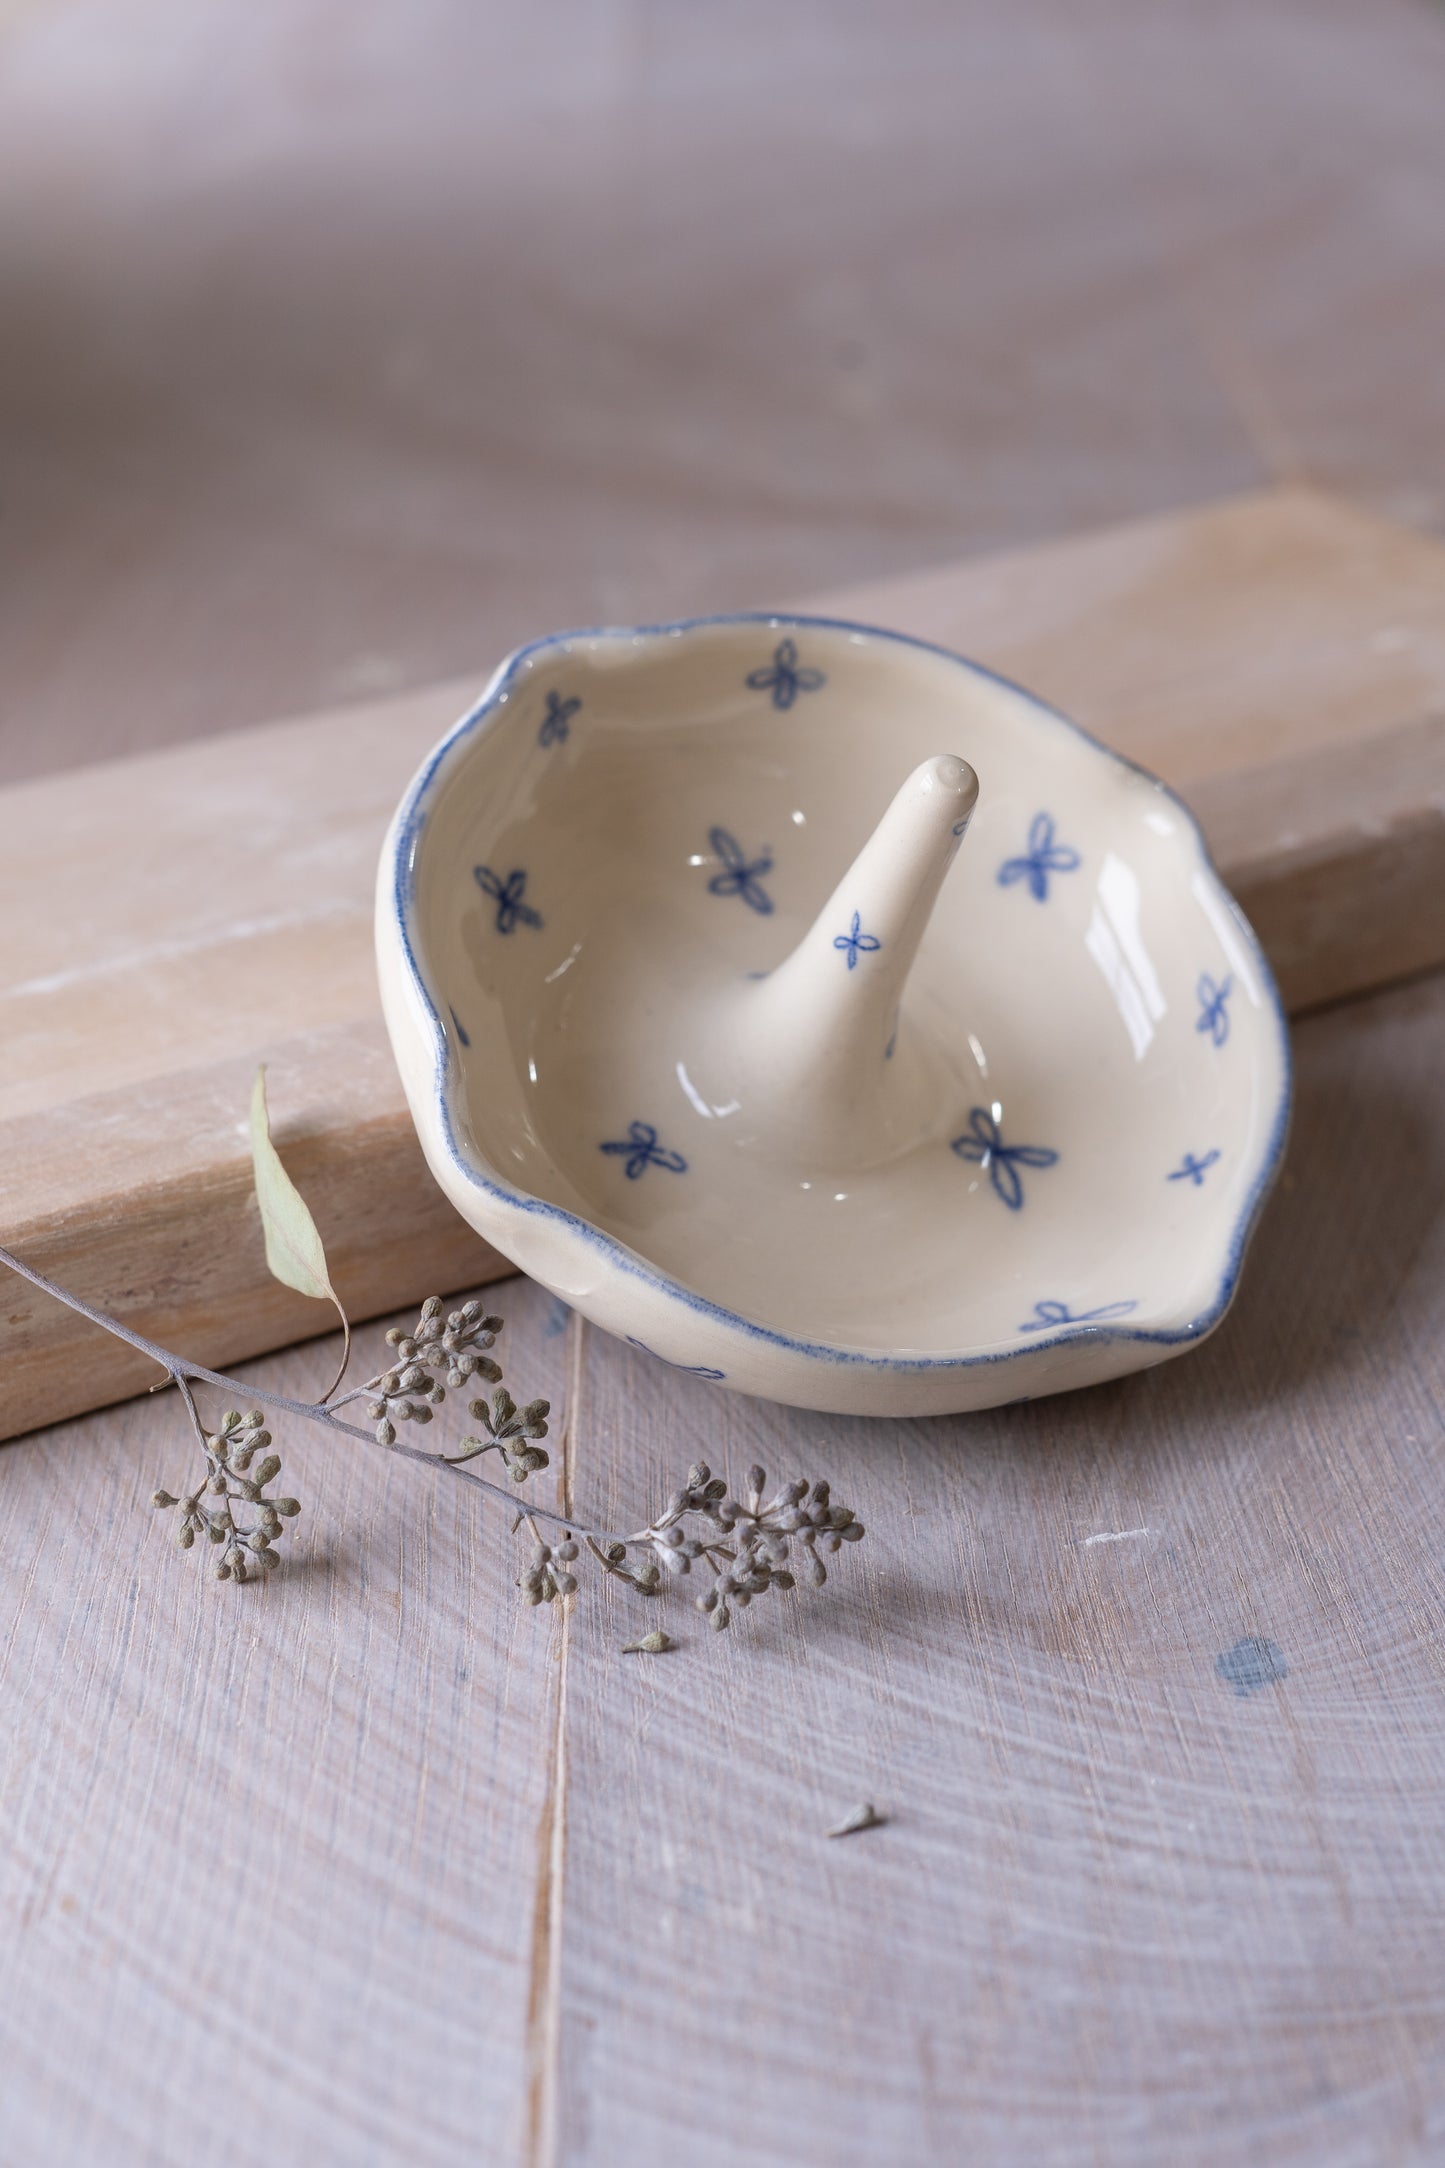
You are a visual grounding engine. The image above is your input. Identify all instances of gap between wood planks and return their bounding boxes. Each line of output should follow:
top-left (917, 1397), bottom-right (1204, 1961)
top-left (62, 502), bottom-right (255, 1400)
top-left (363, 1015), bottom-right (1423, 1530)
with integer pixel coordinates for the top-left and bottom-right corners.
top-left (524, 1306), bottom-right (585, 2167)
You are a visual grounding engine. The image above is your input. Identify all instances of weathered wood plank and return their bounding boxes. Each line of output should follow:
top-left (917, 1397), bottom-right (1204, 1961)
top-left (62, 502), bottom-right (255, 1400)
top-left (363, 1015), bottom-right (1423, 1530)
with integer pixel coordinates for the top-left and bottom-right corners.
top-left (9, 967), bottom-right (1436, 2165)
top-left (8, 0), bottom-right (1445, 785)
top-left (548, 967), bottom-right (1445, 2166)
top-left (5, 487), bottom-right (1445, 1440)
top-left (0, 1273), bottom-right (578, 2168)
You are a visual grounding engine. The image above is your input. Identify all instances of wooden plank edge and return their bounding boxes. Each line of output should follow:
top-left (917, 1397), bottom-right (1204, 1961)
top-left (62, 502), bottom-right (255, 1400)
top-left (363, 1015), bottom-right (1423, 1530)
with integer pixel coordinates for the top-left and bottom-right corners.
top-left (0, 1102), bottom-right (511, 1443)
top-left (1192, 707), bottom-right (1445, 1012)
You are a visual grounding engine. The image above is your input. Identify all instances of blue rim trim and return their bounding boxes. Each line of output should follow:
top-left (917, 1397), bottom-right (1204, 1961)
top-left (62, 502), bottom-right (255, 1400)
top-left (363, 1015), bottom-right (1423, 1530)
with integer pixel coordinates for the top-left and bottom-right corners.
top-left (387, 611), bottom-right (1294, 1373)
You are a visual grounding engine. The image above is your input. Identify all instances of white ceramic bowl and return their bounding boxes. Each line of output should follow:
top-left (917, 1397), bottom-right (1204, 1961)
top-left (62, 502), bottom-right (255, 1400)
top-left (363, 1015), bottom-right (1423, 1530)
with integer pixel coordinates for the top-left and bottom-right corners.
top-left (377, 614), bottom-right (1290, 1417)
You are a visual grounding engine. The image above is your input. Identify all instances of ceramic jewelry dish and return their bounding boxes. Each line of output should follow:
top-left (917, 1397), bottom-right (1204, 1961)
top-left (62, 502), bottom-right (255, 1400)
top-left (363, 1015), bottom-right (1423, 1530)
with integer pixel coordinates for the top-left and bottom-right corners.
top-left (376, 615), bottom-right (1291, 1418)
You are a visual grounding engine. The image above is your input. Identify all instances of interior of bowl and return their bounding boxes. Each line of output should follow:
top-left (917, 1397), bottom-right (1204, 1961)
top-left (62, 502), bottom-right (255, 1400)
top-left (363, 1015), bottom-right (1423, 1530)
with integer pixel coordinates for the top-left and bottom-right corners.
top-left (397, 616), bottom-right (1290, 1358)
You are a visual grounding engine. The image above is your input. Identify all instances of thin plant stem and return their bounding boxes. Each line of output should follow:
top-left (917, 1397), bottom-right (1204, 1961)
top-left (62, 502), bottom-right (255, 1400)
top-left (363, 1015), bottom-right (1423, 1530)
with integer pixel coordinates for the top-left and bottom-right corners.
top-left (0, 1244), bottom-right (625, 1546)
top-left (1, 1244), bottom-right (868, 1632)
top-left (316, 1304), bottom-right (353, 1406)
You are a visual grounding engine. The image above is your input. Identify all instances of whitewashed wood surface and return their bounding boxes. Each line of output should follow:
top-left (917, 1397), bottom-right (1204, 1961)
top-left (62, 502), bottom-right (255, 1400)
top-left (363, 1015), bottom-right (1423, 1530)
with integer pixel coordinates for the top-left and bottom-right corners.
top-left (4, 966), bottom-right (1443, 2166)
top-left (6, 0), bottom-right (1445, 782)
top-left (5, 5), bottom-right (1445, 2157)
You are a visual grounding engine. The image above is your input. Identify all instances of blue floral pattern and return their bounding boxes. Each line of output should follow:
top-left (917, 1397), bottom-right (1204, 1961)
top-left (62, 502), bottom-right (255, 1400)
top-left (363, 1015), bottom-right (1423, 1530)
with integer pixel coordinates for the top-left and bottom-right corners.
top-left (1168, 1149), bottom-right (1220, 1187)
top-left (1020, 1298), bottom-right (1138, 1333)
top-left (538, 689), bottom-right (580, 748)
top-left (1196, 973), bottom-right (1232, 1047)
top-left (997, 812), bottom-right (1081, 902)
top-left (746, 636), bottom-right (826, 711)
top-left (473, 864), bottom-right (543, 934)
top-left (706, 826), bottom-right (774, 914)
top-left (600, 1120), bottom-right (688, 1180)
top-left (950, 1107), bottom-right (1059, 1211)
top-left (833, 909), bottom-right (881, 971)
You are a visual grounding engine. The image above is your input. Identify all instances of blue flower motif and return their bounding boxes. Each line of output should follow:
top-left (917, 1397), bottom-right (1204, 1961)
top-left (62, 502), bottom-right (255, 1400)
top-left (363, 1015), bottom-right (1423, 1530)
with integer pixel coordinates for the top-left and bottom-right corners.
top-left (1168, 1149), bottom-right (1220, 1188)
top-left (538, 688), bottom-right (581, 748)
top-left (746, 636), bottom-right (826, 711)
top-left (1020, 1298), bottom-right (1138, 1334)
top-left (706, 826), bottom-right (774, 914)
top-left (600, 1120), bottom-right (688, 1181)
top-left (833, 909), bottom-right (881, 971)
top-left (1196, 972), bottom-right (1232, 1047)
top-left (473, 864), bottom-right (543, 934)
top-left (997, 811), bottom-right (1081, 902)
top-left (950, 1106), bottom-right (1059, 1211)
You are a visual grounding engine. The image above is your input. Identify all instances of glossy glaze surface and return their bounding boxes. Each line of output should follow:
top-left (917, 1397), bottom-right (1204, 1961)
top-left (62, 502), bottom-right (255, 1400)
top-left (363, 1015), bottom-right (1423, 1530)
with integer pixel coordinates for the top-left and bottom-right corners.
top-left (378, 616), bottom-right (1291, 1414)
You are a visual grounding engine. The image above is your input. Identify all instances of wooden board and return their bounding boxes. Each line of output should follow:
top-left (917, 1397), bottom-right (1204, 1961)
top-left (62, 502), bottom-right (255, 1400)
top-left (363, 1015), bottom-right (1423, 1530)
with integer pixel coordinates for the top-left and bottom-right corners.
top-left (4, 486), bottom-right (1445, 1441)
top-left (3, 961), bottom-right (1443, 2165)
top-left (9, 0), bottom-right (1445, 785)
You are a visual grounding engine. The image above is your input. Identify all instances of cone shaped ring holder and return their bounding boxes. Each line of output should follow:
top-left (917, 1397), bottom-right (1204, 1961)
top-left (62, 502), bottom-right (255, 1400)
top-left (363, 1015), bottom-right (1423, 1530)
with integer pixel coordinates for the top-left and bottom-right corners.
top-left (378, 615), bottom-right (1290, 1417)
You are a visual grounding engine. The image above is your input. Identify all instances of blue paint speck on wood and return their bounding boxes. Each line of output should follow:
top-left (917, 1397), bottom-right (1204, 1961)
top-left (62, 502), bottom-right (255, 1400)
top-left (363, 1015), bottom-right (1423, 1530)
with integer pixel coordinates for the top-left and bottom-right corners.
top-left (1216, 1636), bottom-right (1288, 1697)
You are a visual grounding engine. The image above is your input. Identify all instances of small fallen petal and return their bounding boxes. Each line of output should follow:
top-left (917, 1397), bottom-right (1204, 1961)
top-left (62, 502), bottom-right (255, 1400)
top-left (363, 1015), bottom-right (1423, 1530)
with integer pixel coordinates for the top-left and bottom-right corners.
top-left (827, 1802), bottom-right (885, 1838)
top-left (621, 1630), bottom-right (675, 1655)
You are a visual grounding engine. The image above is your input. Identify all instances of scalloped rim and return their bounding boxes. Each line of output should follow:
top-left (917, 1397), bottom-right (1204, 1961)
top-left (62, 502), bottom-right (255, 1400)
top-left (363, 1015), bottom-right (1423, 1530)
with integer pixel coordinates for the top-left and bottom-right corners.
top-left (383, 612), bottom-right (1293, 1375)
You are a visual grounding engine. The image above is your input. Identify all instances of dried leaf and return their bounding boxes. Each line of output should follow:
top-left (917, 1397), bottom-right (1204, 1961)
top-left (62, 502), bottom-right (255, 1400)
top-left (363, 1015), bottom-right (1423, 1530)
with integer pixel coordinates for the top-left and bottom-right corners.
top-left (249, 1066), bottom-right (338, 1307)
top-left (249, 1065), bottom-right (350, 1397)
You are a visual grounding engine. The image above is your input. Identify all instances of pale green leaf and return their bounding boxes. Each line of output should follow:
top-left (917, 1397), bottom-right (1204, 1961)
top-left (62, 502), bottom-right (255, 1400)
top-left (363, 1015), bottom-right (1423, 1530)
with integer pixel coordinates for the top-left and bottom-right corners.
top-left (249, 1065), bottom-right (337, 1305)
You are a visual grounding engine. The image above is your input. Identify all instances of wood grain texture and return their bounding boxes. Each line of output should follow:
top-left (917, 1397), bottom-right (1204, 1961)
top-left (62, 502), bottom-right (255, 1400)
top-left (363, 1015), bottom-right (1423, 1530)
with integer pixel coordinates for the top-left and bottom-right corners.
top-left (0, 1281), bottom-right (578, 2168)
top-left (4, 967), bottom-right (1443, 2166)
top-left (5, 0), bottom-right (1445, 782)
top-left (4, 486), bottom-right (1445, 1439)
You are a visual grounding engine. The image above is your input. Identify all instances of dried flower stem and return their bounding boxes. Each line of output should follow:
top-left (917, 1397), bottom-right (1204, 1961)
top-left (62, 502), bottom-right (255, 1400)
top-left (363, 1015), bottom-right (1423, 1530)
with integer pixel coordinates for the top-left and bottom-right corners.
top-left (1, 1246), bottom-right (867, 1635)
top-left (0, 1243), bottom-right (602, 1540)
